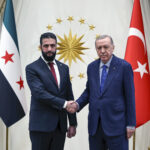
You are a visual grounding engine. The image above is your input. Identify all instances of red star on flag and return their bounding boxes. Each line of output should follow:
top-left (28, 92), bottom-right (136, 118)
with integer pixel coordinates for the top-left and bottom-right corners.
top-left (1, 50), bottom-right (14, 64)
top-left (16, 77), bottom-right (24, 90)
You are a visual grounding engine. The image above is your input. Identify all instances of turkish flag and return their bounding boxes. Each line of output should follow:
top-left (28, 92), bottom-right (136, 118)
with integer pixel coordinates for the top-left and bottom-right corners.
top-left (125, 0), bottom-right (150, 127)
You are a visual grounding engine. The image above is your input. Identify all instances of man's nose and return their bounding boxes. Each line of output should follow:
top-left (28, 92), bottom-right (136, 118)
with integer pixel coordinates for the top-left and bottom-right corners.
top-left (101, 47), bottom-right (105, 53)
top-left (47, 45), bottom-right (52, 51)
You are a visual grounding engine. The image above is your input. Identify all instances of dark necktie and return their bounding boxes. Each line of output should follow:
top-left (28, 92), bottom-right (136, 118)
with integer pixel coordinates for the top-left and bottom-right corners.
top-left (49, 62), bottom-right (58, 85)
top-left (100, 65), bottom-right (107, 93)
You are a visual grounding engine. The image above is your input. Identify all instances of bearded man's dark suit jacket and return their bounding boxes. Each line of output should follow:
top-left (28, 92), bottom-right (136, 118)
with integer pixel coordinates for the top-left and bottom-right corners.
top-left (76, 55), bottom-right (136, 149)
top-left (26, 57), bottom-right (77, 149)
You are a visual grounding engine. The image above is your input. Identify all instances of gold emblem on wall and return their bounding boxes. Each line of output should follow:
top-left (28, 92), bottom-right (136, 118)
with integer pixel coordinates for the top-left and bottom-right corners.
top-left (57, 30), bottom-right (88, 67)
top-left (44, 16), bottom-right (99, 81)
top-left (45, 16), bottom-right (97, 66)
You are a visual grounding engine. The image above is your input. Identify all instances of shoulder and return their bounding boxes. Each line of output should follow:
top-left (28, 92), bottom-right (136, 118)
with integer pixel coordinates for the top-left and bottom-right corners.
top-left (113, 55), bottom-right (132, 68)
top-left (88, 59), bottom-right (100, 68)
top-left (55, 60), bottom-right (69, 69)
top-left (26, 57), bottom-right (42, 70)
top-left (113, 56), bottom-right (133, 75)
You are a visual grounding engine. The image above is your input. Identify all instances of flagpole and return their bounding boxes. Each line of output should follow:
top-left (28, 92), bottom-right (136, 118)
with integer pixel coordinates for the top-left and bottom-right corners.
top-left (0, 0), bottom-right (6, 14)
top-left (133, 131), bottom-right (136, 150)
top-left (6, 127), bottom-right (8, 150)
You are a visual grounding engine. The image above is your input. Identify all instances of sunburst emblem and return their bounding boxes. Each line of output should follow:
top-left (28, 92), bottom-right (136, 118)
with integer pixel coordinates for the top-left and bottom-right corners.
top-left (57, 30), bottom-right (88, 66)
top-left (45, 16), bottom-right (98, 70)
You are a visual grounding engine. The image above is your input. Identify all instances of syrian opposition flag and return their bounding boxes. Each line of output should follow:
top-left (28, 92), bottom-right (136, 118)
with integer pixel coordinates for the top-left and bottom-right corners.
top-left (125, 0), bottom-right (150, 127)
top-left (0, 0), bottom-right (27, 127)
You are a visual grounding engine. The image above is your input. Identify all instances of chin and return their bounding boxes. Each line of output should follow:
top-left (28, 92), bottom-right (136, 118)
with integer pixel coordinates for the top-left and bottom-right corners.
top-left (101, 59), bottom-right (108, 63)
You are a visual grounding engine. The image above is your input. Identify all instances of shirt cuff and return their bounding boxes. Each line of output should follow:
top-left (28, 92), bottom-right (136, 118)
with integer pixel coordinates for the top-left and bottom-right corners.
top-left (63, 101), bottom-right (67, 108)
top-left (126, 126), bottom-right (135, 130)
top-left (75, 102), bottom-right (80, 110)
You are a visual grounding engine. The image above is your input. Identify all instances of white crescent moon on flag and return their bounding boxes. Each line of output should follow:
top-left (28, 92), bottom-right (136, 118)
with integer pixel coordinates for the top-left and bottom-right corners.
top-left (128, 27), bottom-right (146, 49)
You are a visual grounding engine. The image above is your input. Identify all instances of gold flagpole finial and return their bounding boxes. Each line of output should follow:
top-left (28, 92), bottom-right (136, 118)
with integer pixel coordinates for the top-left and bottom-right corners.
top-left (0, 0), bottom-right (6, 14)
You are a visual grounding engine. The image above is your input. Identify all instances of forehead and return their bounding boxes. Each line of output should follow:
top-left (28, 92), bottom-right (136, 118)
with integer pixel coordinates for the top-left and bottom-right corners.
top-left (96, 37), bottom-right (112, 46)
top-left (42, 38), bottom-right (56, 44)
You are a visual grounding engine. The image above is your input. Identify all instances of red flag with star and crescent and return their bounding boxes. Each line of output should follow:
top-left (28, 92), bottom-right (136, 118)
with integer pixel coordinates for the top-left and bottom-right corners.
top-left (125, 0), bottom-right (150, 127)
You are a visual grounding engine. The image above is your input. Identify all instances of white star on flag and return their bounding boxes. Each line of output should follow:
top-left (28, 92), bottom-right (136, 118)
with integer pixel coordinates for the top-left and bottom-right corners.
top-left (134, 61), bottom-right (148, 78)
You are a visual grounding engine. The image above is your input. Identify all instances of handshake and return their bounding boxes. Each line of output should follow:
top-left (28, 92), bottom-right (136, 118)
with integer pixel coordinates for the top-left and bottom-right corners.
top-left (66, 101), bottom-right (78, 113)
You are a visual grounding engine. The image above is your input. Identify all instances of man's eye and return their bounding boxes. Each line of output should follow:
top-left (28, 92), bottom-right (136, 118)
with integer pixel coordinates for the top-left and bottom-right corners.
top-left (44, 45), bottom-right (49, 48)
top-left (98, 47), bottom-right (102, 50)
top-left (104, 46), bottom-right (109, 49)
top-left (51, 44), bottom-right (56, 48)
top-left (43, 44), bottom-right (56, 48)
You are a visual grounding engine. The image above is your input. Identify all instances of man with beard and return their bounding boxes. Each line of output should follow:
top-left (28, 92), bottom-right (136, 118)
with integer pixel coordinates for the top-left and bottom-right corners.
top-left (26, 32), bottom-right (77, 150)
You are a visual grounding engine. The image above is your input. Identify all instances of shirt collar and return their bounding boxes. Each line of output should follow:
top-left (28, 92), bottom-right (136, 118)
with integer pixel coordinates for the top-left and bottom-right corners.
top-left (100, 55), bottom-right (113, 68)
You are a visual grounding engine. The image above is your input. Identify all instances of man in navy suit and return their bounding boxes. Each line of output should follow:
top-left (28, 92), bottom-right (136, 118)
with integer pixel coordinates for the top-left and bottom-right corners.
top-left (26, 32), bottom-right (77, 150)
top-left (67, 35), bottom-right (136, 150)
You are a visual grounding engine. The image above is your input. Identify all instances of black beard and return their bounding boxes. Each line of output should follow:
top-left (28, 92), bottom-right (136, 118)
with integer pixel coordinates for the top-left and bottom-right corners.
top-left (42, 51), bottom-right (56, 62)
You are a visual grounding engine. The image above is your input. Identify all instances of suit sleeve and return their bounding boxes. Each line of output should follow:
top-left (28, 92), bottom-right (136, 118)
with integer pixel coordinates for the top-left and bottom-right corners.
top-left (65, 66), bottom-right (77, 126)
top-left (123, 63), bottom-right (136, 127)
top-left (76, 66), bottom-right (90, 111)
top-left (26, 65), bottom-right (65, 110)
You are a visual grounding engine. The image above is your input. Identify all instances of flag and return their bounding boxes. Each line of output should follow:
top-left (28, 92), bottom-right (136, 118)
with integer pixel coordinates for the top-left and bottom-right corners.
top-left (0, 0), bottom-right (27, 127)
top-left (125, 0), bottom-right (150, 127)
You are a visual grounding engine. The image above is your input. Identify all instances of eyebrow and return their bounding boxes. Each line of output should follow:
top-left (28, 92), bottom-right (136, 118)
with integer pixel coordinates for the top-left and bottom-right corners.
top-left (43, 44), bottom-right (56, 46)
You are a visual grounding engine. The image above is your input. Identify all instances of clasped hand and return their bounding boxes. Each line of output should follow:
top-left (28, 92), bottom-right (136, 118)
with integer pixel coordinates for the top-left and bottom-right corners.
top-left (66, 101), bottom-right (78, 113)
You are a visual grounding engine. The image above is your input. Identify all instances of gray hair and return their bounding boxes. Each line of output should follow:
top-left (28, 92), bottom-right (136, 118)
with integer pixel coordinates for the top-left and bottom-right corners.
top-left (95, 35), bottom-right (114, 46)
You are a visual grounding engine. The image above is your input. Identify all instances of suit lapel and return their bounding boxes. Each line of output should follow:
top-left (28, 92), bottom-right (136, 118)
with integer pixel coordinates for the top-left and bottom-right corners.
top-left (93, 59), bottom-right (101, 96)
top-left (100, 56), bottom-right (118, 96)
top-left (38, 57), bottom-right (58, 88)
top-left (55, 60), bottom-right (64, 90)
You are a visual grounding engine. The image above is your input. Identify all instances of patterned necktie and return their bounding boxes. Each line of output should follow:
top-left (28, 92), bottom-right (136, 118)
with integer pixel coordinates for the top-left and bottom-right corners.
top-left (100, 65), bottom-right (108, 93)
top-left (49, 62), bottom-right (58, 86)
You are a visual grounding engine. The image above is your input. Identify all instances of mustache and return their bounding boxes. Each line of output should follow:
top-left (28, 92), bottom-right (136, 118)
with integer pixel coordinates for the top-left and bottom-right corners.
top-left (100, 55), bottom-right (107, 56)
top-left (42, 50), bottom-right (56, 62)
top-left (45, 51), bottom-right (56, 55)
